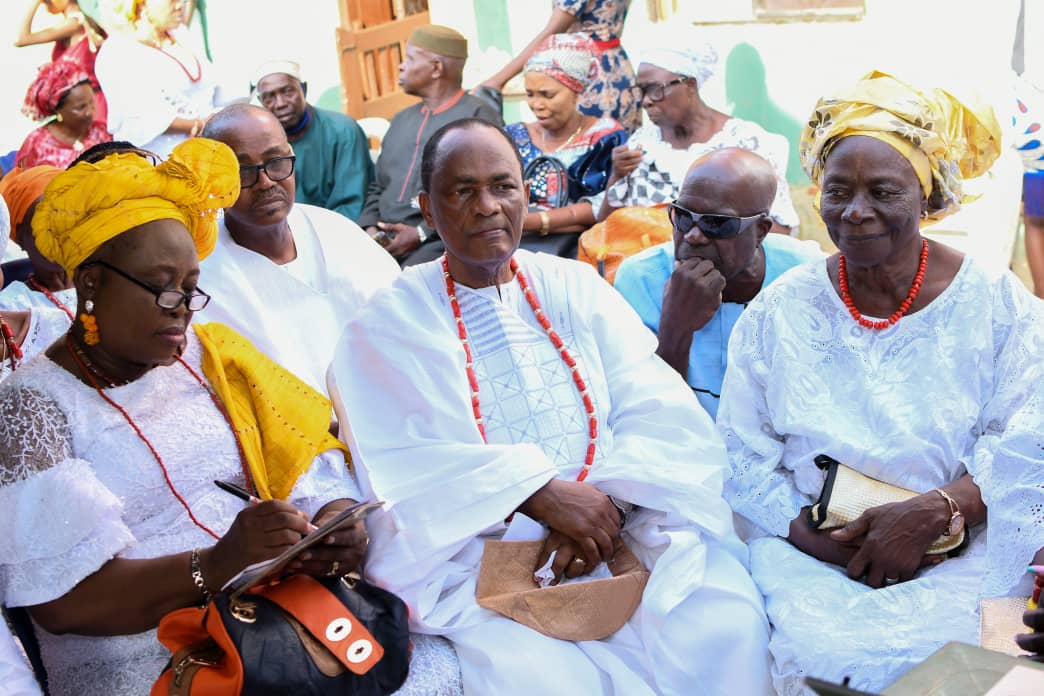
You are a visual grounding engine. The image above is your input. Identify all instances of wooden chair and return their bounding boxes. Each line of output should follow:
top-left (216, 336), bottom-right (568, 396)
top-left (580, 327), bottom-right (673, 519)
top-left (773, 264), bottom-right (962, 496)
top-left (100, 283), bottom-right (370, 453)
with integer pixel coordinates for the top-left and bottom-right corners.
top-left (335, 1), bottom-right (429, 120)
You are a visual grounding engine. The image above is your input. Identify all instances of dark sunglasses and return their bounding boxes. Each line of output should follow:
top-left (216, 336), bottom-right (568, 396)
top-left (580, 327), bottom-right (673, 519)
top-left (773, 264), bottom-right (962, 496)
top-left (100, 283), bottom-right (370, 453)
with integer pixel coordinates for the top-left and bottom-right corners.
top-left (668, 202), bottom-right (768, 239)
top-left (239, 155), bottom-right (296, 188)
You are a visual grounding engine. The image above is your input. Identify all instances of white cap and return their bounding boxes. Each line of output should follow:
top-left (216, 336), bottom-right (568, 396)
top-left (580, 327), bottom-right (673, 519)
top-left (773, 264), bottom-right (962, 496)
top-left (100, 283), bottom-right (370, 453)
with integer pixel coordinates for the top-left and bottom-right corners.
top-left (251, 59), bottom-right (303, 91)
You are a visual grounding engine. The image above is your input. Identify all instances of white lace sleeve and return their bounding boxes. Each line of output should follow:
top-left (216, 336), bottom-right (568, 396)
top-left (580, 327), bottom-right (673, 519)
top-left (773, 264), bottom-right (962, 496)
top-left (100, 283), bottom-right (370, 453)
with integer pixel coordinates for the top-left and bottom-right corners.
top-left (975, 274), bottom-right (1044, 597)
top-left (0, 388), bottom-right (73, 486)
top-left (718, 295), bottom-right (812, 539)
top-left (288, 450), bottom-right (363, 518)
top-left (0, 388), bottom-right (136, 607)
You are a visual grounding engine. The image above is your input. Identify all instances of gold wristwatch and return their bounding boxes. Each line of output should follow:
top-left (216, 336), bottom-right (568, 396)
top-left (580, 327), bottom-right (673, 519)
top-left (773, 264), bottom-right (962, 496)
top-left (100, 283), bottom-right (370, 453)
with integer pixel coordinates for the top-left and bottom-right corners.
top-left (933, 488), bottom-right (964, 536)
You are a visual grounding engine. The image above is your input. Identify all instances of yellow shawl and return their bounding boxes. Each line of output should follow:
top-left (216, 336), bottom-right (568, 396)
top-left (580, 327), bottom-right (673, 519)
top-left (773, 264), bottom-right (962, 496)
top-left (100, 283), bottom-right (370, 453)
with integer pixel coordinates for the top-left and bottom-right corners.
top-left (194, 322), bottom-right (348, 501)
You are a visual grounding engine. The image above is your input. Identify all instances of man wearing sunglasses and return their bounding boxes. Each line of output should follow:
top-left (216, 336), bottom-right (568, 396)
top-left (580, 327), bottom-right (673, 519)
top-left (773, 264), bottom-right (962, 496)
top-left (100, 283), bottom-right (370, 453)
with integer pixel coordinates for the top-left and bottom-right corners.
top-left (197, 104), bottom-right (399, 396)
top-left (615, 148), bottom-right (821, 417)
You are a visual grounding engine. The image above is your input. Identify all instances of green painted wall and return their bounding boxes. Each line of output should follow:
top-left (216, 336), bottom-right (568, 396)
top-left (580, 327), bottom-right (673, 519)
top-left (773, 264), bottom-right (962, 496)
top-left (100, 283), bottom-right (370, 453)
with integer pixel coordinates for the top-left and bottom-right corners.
top-left (724, 42), bottom-right (808, 184)
top-left (472, 0), bottom-right (523, 123)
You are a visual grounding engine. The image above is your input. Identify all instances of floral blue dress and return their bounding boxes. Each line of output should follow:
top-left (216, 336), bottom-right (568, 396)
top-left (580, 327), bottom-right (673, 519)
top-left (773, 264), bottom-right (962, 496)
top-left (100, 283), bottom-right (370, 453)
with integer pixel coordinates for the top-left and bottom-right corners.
top-left (555, 0), bottom-right (639, 131)
top-left (506, 117), bottom-right (625, 210)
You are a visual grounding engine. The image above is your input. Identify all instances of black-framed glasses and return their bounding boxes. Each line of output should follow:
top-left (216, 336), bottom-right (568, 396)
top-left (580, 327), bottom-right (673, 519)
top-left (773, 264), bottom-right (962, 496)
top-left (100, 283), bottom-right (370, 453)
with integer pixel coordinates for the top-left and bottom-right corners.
top-left (239, 155), bottom-right (295, 188)
top-left (631, 77), bottom-right (688, 103)
top-left (83, 261), bottom-right (211, 311)
top-left (668, 202), bottom-right (768, 239)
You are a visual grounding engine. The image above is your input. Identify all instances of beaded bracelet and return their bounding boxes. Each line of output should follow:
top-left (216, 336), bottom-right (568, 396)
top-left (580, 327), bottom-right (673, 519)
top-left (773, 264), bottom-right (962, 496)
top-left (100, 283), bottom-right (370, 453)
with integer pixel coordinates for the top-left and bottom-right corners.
top-left (190, 548), bottom-right (214, 605)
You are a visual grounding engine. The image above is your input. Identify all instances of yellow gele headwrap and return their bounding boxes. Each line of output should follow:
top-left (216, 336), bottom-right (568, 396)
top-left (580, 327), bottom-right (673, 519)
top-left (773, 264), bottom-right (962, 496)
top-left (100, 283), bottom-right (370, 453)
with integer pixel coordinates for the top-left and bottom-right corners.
top-left (32, 138), bottom-right (240, 277)
top-left (799, 70), bottom-right (1002, 222)
top-left (194, 322), bottom-right (349, 501)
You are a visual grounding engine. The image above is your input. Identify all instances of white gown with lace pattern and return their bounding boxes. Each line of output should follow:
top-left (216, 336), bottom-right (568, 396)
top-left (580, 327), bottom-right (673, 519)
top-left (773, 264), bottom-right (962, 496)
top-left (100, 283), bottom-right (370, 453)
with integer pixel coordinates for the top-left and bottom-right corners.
top-left (718, 257), bottom-right (1044, 694)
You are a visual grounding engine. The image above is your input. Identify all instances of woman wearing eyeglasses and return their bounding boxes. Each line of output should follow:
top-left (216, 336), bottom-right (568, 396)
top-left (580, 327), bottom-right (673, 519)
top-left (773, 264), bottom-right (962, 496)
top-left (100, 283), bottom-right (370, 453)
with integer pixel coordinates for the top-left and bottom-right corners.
top-left (592, 45), bottom-right (798, 234)
top-left (717, 72), bottom-right (1044, 693)
top-left (0, 138), bottom-right (370, 695)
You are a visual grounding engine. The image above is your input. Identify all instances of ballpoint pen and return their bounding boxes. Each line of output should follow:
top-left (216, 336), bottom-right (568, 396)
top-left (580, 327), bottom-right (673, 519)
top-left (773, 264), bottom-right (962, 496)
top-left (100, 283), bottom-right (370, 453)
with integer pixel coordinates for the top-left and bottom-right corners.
top-left (214, 480), bottom-right (261, 505)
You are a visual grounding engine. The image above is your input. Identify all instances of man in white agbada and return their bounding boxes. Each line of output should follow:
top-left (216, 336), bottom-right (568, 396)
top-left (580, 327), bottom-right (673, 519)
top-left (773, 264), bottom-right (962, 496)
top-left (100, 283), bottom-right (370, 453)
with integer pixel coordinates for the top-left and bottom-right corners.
top-left (331, 119), bottom-right (771, 695)
top-left (199, 104), bottom-right (399, 394)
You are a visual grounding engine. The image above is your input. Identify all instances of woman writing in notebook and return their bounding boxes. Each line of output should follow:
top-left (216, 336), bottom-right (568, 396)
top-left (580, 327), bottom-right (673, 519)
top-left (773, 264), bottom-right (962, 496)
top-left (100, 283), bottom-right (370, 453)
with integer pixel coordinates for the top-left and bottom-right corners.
top-left (0, 139), bottom-right (367, 696)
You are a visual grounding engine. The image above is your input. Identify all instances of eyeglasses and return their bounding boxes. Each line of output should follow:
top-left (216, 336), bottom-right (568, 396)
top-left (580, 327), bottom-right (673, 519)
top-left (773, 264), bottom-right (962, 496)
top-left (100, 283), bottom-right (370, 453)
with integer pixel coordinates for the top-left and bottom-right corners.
top-left (83, 261), bottom-right (211, 311)
top-left (668, 202), bottom-right (768, 239)
top-left (631, 77), bottom-right (688, 103)
top-left (239, 155), bottom-right (295, 188)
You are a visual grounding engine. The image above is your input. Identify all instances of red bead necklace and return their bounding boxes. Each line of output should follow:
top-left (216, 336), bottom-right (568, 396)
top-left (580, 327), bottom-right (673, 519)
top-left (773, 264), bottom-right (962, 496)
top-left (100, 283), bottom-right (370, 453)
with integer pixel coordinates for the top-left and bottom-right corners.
top-left (150, 41), bottom-right (202, 83)
top-left (64, 335), bottom-right (255, 540)
top-left (26, 276), bottom-right (75, 321)
top-left (838, 239), bottom-right (929, 330)
top-left (442, 256), bottom-right (597, 482)
top-left (0, 317), bottom-right (23, 372)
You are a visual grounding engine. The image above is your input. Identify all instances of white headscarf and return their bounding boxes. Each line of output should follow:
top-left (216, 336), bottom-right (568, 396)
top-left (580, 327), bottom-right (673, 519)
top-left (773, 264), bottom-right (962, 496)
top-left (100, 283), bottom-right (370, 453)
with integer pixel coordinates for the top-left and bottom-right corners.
top-left (640, 44), bottom-right (718, 87)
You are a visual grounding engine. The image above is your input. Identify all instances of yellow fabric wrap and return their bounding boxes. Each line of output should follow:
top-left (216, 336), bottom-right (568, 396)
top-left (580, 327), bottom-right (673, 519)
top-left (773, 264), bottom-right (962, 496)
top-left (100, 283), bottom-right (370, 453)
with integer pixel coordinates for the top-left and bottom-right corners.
top-left (194, 322), bottom-right (349, 501)
top-left (799, 70), bottom-right (1001, 222)
top-left (32, 138), bottom-right (240, 276)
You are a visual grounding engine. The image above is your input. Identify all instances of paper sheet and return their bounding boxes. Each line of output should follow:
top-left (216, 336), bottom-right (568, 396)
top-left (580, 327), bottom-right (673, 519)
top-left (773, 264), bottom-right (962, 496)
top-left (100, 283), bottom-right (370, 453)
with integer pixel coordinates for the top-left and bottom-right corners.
top-left (985, 664), bottom-right (1044, 695)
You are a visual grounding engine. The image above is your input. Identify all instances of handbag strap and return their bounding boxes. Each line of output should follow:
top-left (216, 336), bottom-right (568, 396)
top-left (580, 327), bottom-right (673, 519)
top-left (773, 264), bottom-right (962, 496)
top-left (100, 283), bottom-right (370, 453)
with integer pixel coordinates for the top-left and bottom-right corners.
top-left (524, 155), bottom-right (570, 209)
top-left (260, 575), bottom-right (385, 675)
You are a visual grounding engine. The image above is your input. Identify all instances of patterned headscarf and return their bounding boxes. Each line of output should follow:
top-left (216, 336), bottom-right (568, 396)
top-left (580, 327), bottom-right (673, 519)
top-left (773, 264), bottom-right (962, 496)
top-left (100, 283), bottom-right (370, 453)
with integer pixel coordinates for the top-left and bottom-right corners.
top-left (33, 138), bottom-right (240, 276)
top-left (22, 59), bottom-right (91, 121)
top-left (640, 44), bottom-right (718, 87)
top-left (524, 33), bottom-right (599, 93)
top-left (800, 71), bottom-right (1002, 222)
top-left (0, 166), bottom-right (62, 239)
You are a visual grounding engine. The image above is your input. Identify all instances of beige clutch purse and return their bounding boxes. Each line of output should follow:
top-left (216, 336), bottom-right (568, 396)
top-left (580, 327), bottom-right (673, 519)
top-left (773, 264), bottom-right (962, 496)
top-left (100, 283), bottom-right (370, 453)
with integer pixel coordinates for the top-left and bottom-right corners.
top-left (475, 538), bottom-right (649, 642)
top-left (808, 454), bottom-right (966, 556)
top-left (979, 596), bottom-right (1032, 656)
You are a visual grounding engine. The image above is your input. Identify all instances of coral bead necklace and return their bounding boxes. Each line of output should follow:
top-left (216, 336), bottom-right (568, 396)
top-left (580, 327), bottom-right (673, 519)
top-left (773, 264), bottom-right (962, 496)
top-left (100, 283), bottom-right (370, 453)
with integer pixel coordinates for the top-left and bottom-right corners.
top-left (64, 336), bottom-right (255, 540)
top-left (0, 317), bottom-right (23, 372)
top-left (26, 276), bottom-right (75, 320)
top-left (442, 256), bottom-right (597, 482)
top-left (838, 238), bottom-right (929, 330)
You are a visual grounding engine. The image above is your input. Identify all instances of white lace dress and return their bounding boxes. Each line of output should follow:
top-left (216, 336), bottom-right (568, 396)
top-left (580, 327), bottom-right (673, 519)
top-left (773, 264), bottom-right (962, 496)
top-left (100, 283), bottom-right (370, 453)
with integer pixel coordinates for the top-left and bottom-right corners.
top-left (0, 332), bottom-right (460, 696)
top-left (718, 257), bottom-right (1044, 694)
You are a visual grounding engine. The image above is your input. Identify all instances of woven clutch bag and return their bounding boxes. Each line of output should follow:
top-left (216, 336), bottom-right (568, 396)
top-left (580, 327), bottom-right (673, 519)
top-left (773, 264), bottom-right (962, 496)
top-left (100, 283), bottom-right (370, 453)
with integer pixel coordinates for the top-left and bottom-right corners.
top-left (808, 454), bottom-right (966, 555)
top-left (979, 596), bottom-right (1032, 656)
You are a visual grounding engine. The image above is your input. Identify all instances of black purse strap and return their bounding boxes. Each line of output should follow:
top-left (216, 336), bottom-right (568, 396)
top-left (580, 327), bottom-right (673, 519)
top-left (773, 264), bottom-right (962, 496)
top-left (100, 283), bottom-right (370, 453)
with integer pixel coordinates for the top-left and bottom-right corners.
top-left (524, 155), bottom-right (570, 209)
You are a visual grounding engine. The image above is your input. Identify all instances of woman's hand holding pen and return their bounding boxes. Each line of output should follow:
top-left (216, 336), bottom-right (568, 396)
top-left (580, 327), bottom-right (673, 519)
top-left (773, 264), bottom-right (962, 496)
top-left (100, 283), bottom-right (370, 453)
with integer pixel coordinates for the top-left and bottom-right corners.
top-left (200, 500), bottom-right (314, 591)
top-left (287, 499), bottom-right (368, 578)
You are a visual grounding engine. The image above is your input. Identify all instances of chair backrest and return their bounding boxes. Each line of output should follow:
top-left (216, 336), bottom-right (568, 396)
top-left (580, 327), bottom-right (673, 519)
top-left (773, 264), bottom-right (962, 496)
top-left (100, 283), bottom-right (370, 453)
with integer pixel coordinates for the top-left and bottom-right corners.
top-left (335, 0), bottom-right (429, 120)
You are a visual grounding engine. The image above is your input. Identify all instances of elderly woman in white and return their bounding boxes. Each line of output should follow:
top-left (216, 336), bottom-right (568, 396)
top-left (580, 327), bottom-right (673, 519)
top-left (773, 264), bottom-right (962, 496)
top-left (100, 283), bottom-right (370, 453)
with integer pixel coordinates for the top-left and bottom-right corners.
top-left (592, 44), bottom-right (798, 234)
top-left (719, 71), bottom-right (1044, 694)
